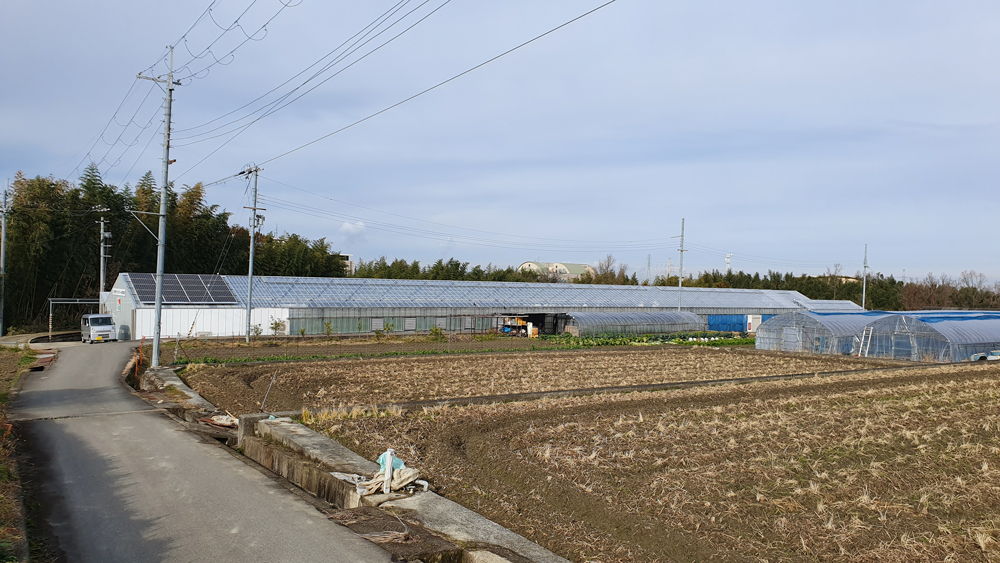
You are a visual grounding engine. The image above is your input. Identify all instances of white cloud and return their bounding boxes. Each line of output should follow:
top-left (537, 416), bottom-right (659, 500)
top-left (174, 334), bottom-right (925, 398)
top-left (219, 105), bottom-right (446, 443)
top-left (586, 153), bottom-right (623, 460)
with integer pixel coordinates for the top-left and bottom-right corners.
top-left (338, 221), bottom-right (367, 244)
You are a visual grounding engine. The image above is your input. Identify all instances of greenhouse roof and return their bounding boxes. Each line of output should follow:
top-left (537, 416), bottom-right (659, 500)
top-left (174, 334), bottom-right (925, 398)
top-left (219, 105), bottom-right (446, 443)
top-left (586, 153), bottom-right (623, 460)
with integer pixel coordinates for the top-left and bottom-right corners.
top-left (871, 314), bottom-right (1000, 345)
top-left (119, 274), bottom-right (864, 313)
top-left (769, 311), bottom-right (894, 336)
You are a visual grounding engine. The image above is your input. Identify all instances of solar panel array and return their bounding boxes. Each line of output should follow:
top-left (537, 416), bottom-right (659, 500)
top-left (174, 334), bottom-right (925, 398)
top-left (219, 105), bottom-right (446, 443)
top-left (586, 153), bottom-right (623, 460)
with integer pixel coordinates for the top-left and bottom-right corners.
top-left (127, 273), bottom-right (239, 304)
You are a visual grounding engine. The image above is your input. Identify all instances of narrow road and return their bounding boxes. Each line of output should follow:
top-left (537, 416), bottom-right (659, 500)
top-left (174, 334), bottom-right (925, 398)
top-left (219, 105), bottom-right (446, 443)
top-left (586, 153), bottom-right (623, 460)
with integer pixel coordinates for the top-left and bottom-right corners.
top-left (12, 341), bottom-right (391, 563)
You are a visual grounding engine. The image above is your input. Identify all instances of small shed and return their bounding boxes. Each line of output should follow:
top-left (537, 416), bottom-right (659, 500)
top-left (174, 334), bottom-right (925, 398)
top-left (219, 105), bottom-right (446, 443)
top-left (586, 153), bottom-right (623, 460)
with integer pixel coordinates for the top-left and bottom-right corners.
top-left (854, 313), bottom-right (1000, 362)
top-left (756, 311), bottom-right (891, 355)
top-left (560, 311), bottom-right (706, 337)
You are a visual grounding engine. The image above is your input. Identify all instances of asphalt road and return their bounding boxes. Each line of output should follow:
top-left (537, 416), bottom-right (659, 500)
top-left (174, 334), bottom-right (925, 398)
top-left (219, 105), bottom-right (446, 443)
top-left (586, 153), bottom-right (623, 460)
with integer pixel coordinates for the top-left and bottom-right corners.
top-left (12, 341), bottom-right (391, 563)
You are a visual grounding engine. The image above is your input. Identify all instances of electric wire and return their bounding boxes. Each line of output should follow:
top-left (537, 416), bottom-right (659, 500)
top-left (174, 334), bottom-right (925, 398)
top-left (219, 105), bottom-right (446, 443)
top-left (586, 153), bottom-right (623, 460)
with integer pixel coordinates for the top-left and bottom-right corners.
top-left (93, 82), bottom-right (160, 172)
top-left (175, 0), bottom-right (617, 179)
top-left (260, 0), bottom-right (618, 167)
top-left (67, 78), bottom-right (140, 178)
top-left (172, 0), bottom-right (411, 135)
top-left (174, 0), bottom-right (302, 81)
top-left (258, 175), bottom-right (676, 246)
top-left (173, 0), bottom-right (440, 144)
top-left (256, 193), bottom-right (681, 253)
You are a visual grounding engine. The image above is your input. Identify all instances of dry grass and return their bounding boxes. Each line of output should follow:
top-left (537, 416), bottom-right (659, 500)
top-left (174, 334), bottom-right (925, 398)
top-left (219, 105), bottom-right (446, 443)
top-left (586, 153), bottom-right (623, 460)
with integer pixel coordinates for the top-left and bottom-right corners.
top-left (308, 361), bottom-right (1000, 562)
top-left (183, 346), bottom-right (904, 415)
top-left (0, 347), bottom-right (30, 561)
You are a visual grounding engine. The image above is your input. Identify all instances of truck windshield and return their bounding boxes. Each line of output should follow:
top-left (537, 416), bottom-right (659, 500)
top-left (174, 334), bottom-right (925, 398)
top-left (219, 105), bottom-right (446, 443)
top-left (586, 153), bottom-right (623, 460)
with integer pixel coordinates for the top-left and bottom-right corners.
top-left (89, 317), bottom-right (113, 326)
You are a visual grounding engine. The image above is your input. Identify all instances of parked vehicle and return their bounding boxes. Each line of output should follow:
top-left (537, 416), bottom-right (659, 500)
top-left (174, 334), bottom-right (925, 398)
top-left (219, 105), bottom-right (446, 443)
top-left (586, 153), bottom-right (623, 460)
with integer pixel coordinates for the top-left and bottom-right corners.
top-left (970, 350), bottom-right (1000, 361)
top-left (81, 314), bottom-right (117, 343)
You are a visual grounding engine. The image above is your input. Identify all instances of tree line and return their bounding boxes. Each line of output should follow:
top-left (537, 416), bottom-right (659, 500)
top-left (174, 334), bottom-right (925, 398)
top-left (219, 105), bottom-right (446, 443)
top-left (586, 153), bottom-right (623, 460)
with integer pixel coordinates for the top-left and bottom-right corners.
top-left (5, 167), bottom-right (345, 331)
top-left (5, 168), bottom-right (996, 331)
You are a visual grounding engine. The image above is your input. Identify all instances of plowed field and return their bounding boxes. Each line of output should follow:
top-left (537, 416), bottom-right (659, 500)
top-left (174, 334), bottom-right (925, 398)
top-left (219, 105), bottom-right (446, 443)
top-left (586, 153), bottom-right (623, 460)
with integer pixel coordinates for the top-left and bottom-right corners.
top-left (182, 346), bottom-right (903, 414)
top-left (308, 362), bottom-right (1000, 563)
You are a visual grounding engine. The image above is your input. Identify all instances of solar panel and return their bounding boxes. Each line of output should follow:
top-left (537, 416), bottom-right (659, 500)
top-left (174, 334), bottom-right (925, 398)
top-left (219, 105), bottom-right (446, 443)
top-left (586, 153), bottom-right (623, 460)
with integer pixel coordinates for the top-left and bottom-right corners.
top-left (129, 273), bottom-right (157, 303)
top-left (127, 273), bottom-right (239, 304)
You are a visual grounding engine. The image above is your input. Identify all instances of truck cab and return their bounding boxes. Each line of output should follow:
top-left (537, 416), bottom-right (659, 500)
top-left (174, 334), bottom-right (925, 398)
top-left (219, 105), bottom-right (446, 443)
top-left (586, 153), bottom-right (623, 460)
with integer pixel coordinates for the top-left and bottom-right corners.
top-left (81, 314), bottom-right (117, 344)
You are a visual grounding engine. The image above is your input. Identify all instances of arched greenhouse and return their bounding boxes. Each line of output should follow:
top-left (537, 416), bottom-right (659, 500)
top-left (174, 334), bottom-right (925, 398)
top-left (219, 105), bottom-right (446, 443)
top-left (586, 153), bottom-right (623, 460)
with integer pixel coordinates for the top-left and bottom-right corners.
top-left (559, 311), bottom-right (706, 337)
top-left (756, 311), bottom-right (891, 355)
top-left (854, 314), bottom-right (1000, 362)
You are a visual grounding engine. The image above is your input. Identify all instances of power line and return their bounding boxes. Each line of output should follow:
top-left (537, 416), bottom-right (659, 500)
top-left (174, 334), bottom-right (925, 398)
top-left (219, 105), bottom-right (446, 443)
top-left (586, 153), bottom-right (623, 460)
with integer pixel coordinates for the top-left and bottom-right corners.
top-left (258, 174), bottom-right (675, 246)
top-left (260, 0), bottom-right (618, 166)
top-left (172, 0), bottom-right (444, 145)
top-left (176, 0), bottom-right (618, 179)
top-left (173, 0), bottom-right (303, 81)
top-left (256, 192), bottom-right (678, 253)
top-left (172, 0), bottom-right (412, 135)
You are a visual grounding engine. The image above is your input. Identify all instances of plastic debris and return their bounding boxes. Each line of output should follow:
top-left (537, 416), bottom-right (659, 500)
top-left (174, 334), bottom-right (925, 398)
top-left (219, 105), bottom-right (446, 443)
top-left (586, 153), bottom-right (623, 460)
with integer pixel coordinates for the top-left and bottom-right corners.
top-left (377, 450), bottom-right (407, 472)
top-left (201, 414), bottom-right (239, 428)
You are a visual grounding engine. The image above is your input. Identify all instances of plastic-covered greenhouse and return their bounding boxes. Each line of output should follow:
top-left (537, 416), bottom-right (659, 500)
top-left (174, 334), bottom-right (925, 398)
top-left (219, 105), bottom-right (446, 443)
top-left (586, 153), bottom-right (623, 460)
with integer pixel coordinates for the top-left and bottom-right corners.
top-left (561, 311), bottom-right (706, 337)
top-left (756, 311), bottom-right (892, 355)
top-left (852, 314), bottom-right (1000, 362)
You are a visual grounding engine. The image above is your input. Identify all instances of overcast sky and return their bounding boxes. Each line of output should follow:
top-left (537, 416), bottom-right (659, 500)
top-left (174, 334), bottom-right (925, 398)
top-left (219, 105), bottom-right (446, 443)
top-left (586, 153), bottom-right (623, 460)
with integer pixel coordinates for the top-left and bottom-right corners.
top-left (2, 1), bottom-right (998, 281)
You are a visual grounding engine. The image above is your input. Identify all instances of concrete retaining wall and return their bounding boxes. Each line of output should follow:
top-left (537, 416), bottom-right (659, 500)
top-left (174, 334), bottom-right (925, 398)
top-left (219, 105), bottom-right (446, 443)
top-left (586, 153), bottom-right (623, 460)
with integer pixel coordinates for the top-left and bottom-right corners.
top-left (238, 414), bottom-right (569, 563)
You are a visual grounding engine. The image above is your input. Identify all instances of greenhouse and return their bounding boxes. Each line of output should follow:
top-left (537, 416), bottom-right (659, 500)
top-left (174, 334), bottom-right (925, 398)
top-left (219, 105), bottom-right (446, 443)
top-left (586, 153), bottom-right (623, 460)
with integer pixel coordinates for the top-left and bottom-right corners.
top-left (852, 313), bottom-right (1000, 362)
top-left (756, 311), bottom-right (892, 355)
top-left (559, 311), bottom-right (706, 337)
top-left (106, 273), bottom-right (863, 340)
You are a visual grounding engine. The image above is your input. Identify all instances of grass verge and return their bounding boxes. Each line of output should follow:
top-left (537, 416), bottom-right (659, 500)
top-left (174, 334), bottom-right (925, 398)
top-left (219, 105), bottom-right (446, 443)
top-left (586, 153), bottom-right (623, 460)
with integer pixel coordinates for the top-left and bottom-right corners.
top-left (0, 345), bottom-right (35, 562)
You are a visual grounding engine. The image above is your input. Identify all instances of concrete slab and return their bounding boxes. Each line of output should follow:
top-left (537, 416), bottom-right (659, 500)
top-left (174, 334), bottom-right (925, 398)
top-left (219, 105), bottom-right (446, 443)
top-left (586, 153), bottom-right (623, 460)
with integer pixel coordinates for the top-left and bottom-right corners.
top-left (383, 493), bottom-right (569, 563)
top-left (256, 417), bottom-right (380, 475)
top-left (140, 366), bottom-right (218, 416)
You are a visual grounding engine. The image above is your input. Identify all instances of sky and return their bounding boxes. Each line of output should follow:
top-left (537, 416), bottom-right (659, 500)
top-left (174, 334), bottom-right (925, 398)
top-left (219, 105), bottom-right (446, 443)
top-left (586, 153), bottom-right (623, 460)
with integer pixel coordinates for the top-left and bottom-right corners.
top-left (2, 1), bottom-right (999, 282)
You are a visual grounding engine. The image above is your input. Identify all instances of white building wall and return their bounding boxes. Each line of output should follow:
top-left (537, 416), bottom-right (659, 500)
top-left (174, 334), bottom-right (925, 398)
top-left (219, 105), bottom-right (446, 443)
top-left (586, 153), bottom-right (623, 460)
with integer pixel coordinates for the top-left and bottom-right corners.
top-left (130, 307), bottom-right (290, 340)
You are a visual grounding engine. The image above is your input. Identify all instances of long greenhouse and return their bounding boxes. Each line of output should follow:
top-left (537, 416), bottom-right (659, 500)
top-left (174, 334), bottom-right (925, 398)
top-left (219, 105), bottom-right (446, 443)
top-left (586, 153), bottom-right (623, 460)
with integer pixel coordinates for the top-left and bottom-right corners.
top-left (559, 312), bottom-right (706, 337)
top-left (852, 313), bottom-right (1000, 362)
top-left (755, 311), bottom-right (892, 355)
top-left (105, 273), bottom-right (862, 340)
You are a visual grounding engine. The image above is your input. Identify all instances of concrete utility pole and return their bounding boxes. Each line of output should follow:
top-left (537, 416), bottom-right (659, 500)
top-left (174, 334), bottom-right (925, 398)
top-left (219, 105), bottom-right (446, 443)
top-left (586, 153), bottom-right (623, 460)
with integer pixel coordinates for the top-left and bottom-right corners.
top-left (861, 244), bottom-right (869, 311)
top-left (241, 166), bottom-right (264, 342)
top-left (98, 217), bottom-right (112, 295)
top-left (139, 46), bottom-right (181, 367)
top-left (675, 218), bottom-right (687, 311)
top-left (0, 183), bottom-right (8, 337)
top-left (726, 253), bottom-right (732, 275)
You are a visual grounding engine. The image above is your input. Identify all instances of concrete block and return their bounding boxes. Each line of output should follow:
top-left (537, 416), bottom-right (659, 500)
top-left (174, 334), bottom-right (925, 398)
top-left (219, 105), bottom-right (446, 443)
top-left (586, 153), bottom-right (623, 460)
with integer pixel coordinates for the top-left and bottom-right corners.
top-left (237, 411), bottom-right (299, 447)
top-left (382, 493), bottom-right (569, 563)
top-left (256, 417), bottom-right (379, 474)
top-left (242, 436), bottom-right (363, 509)
top-left (140, 367), bottom-right (217, 413)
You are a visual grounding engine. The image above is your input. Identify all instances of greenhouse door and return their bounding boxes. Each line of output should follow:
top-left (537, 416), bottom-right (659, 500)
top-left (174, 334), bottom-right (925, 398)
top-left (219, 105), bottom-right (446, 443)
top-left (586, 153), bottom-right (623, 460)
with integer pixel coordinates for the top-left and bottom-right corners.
top-left (781, 327), bottom-right (801, 351)
top-left (892, 333), bottom-right (913, 361)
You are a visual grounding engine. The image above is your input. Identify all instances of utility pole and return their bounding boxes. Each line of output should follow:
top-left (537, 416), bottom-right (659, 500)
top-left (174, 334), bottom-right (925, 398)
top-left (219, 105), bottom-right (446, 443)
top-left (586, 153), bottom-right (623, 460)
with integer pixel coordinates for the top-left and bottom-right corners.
top-left (0, 183), bottom-right (8, 337)
top-left (139, 46), bottom-right (181, 367)
top-left (673, 218), bottom-right (687, 311)
top-left (726, 253), bottom-right (732, 275)
top-left (241, 166), bottom-right (264, 342)
top-left (646, 254), bottom-right (651, 285)
top-left (98, 217), bottom-right (112, 296)
top-left (861, 244), bottom-right (869, 311)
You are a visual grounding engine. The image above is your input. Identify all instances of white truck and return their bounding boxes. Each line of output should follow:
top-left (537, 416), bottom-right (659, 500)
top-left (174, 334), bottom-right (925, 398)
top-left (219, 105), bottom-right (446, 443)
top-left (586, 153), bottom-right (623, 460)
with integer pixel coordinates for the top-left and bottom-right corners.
top-left (970, 350), bottom-right (1000, 361)
top-left (81, 314), bottom-right (117, 343)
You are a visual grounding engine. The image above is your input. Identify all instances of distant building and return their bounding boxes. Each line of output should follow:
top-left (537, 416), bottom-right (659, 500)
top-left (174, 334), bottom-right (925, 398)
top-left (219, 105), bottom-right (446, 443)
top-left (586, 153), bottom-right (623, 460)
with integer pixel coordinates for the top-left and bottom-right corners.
top-left (517, 261), bottom-right (596, 282)
top-left (340, 254), bottom-right (355, 276)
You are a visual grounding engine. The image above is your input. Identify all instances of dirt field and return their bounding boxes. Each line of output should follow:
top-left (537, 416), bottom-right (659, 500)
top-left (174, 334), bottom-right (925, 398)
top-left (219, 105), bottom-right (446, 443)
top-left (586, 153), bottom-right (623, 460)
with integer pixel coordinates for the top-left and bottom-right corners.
top-left (305, 362), bottom-right (1000, 563)
top-left (146, 334), bottom-right (580, 365)
top-left (181, 346), bottom-right (904, 414)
